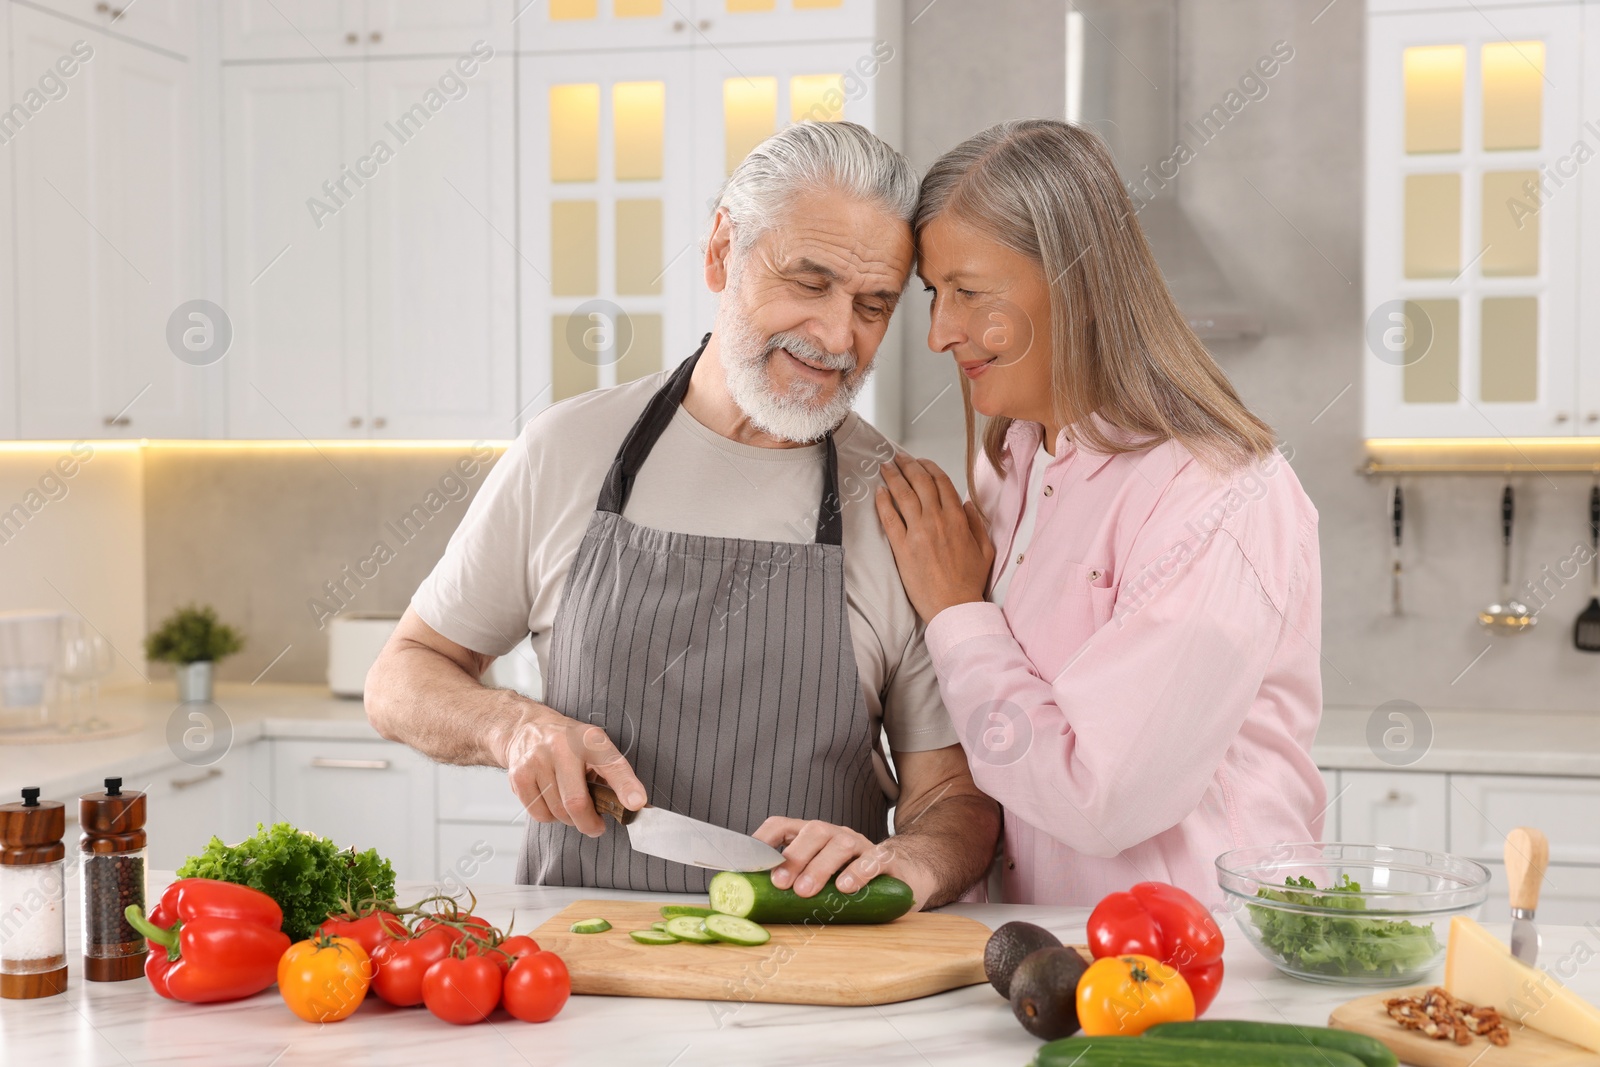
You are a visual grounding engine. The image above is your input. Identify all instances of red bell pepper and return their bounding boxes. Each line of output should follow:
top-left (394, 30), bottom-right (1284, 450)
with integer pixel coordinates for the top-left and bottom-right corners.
top-left (125, 878), bottom-right (291, 1003)
top-left (1087, 881), bottom-right (1226, 1016)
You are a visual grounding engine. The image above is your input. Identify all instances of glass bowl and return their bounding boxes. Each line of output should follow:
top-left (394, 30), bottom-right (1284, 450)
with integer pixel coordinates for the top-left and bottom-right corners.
top-left (1216, 842), bottom-right (1491, 986)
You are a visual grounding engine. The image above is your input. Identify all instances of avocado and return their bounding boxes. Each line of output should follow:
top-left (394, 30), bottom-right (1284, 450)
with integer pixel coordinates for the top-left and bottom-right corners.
top-left (983, 921), bottom-right (1063, 999)
top-left (1009, 946), bottom-right (1089, 1041)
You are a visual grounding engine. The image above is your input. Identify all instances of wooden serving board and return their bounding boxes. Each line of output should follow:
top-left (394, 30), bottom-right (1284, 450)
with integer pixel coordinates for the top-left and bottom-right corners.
top-left (1329, 986), bottom-right (1600, 1067)
top-left (530, 898), bottom-right (994, 1006)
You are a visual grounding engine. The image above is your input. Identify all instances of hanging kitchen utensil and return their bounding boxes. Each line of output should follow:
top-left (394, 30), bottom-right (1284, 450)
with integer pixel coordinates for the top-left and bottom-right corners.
top-left (1575, 483), bottom-right (1600, 653)
top-left (1478, 484), bottom-right (1535, 632)
top-left (1390, 484), bottom-right (1404, 616)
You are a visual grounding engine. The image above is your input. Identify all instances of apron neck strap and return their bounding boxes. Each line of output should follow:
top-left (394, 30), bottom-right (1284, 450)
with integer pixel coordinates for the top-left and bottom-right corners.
top-left (597, 333), bottom-right (845, 547)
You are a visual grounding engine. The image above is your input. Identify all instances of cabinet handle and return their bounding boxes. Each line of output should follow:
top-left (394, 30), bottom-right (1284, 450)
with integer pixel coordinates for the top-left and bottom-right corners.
top-left (698, 18), bottom-right (712, 30)
top-left (310, 757), bottom-right (390, 771)
top-left (369, 30), bottom-right (383, 43)
top-left (171, 768), bottom-right (222, 791)
top-left (1555, 412), bottom-right (1571, 424)
top-left (1384, 788), bottom-right (1403, 802)
top-left (672, 19), bottom-right (686, 31)
top-left (1586, 413), bottom-right (1599, 424)
top-left (349, 416), bottom-right (363, 428)
top-left (103, 415), bottom-right (131, 427)
top-left (346, 31), bottom-right (359, 44)
top-left (373, 416), bottom-right (387, 429)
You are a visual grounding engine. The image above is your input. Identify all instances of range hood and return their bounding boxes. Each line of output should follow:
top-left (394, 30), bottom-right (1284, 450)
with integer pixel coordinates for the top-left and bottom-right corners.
top-left (1067, 1), bottom-right (1264, 341)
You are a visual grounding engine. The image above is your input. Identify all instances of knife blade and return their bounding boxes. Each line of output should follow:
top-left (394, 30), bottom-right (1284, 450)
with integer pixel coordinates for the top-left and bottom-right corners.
top-left (589, 780), bottom-right (784, 872)
top-left (1505, 826), bottom-right (1549, 964)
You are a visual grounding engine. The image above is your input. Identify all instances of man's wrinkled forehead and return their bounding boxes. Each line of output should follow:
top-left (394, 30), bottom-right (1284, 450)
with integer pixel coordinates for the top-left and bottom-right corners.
top-left (747, 196), bottom-right (913, 297)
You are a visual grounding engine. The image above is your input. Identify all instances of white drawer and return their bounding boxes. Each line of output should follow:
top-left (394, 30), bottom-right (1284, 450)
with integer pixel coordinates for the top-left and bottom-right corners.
top-left (1336, 770), bottom-right (1449, 853)
top-left (1477, 861), bottom-right (1600, 927)
top-left (1448, 775), bottom-right (1600, 865)
top-left (437, 764), bottom-right (522, 822)
top-left (435, 820), bottom-right (524, 887)
top-left (1318, 769), bottom-right (1340, 840)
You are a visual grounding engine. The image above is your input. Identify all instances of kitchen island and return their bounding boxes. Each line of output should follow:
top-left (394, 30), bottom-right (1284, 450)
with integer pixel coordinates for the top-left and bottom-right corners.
top-left (5, 876), bottom-right (1598, 1066)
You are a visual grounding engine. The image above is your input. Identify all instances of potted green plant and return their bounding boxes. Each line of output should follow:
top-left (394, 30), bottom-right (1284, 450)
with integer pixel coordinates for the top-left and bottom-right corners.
top-left (144, 605), bottom-right (244, 703)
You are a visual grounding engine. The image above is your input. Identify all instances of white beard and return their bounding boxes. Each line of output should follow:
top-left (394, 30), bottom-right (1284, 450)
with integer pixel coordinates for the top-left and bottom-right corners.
top-left (717, 285), bottom-right (872, 444)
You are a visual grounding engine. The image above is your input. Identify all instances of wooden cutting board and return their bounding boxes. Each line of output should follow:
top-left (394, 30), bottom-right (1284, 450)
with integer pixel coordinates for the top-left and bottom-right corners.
top-left (1329, 986), bottom-right (1600, 1066)
top-left (530, 898), bottom-right (994, 1006)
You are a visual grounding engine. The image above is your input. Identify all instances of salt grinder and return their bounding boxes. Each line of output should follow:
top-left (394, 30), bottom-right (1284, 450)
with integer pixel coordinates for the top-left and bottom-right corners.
top-left (0, 787), bottom-right (68, 999)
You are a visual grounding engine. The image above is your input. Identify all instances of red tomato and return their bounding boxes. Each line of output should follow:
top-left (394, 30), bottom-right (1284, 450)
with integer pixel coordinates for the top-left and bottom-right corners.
top-left (370, 928), bottom-right (455, 1007)
top-left (494, 935), bottom-right (540, 966)
top-left (502, 951), bottom-right (570, 1024)
top-left (421, 955), bottom-right (503, 1025)
top-left (417, 914), bottom-right (494, 945)
top-left (318, 911), bottom-right (404, 957)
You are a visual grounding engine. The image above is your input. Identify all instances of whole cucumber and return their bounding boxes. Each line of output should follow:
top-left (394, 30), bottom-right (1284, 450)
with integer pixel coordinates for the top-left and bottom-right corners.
top-left (706, 870), bottom-right (914, 924)
top-left (1034, 1036), bottom-right (1366, 1067)
top-left (1145, 1021), bottom-right (1398, 1067)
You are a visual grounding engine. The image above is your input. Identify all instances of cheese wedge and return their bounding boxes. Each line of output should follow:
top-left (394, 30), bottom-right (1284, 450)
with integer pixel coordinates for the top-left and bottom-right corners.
top-left (1444, 915), bottom-right (1600, 1053)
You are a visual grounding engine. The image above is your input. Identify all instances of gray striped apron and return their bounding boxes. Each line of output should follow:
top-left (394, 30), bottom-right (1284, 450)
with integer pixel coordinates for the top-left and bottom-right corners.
top-left (518, 338), bottom-right (889, 891)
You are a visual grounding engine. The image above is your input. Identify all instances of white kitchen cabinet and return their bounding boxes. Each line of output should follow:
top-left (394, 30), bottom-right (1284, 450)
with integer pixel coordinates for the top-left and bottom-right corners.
top-left (518, 47), bottom-right (696, 419)
top-left (1580, 1), bottom-right (1600, 433)
top-left (0, 2), bottom-right (15, 438)
top-left (435, 821), bottom-right (524, 886)
top-left (1477, 860), bottom-right (1600, 927)
top-left (219, 1), bottom-right (365, 61)
top-left (140, 751), bottom-right (266, 871)
top-left (1336, 770), bottom-right (1449, 853)
top-left (1448, 773), bottom-right (1600, 865)
top-left (1363, 0), bottom-right (1587, 437)
top-left (1318, 768), bottom-right (1341, 840)
top-left (222, 61), bottom-right (368, 438)
top-left (438, 764), bottom-right (520, 823)
top-left (222, 2), bottom-right (508, 62)
top-left (11, 4), bottom-right (208, 439)
top-left (27, 0), bottom-right (197, 57)
top-left (518, 27), bottom-right (902, 430)
top-left (267, 738), bottom-right (437, 880)
top-left (364, 55), bottom-right (518, 438)
top-left (690, 0), bottom-right (890, 47)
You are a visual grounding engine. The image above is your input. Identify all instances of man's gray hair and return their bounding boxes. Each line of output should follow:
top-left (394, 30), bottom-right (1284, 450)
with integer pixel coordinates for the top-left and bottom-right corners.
top-left (710, 120), bottom-right (918, 252)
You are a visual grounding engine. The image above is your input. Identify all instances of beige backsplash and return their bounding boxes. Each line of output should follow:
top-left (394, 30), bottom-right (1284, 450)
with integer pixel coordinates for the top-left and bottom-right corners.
top-left (142, 444), bottom-right (505, 686)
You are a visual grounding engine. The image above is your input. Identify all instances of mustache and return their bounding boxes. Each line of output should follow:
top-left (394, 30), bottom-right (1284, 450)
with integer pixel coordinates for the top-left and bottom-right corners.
top-left (762, 331), bottom-right (857, 373)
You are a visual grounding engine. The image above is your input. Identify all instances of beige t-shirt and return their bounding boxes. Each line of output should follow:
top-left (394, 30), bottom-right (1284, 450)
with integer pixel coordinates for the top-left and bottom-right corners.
top-left (411, 368), bottom-right (960, 756)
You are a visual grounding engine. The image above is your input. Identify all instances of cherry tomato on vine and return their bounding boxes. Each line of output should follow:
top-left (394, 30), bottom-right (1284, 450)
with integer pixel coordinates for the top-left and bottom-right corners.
top-left (502, 951), bottom-right (570, 1024)
top-left (370, 927), bottom-right (455, 1007)
top-left (421, 954), bottom-right (503, 1025)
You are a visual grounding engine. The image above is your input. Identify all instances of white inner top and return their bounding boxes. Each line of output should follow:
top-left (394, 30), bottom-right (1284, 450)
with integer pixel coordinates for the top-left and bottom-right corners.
top-left (990, 442), bottom-right (1053, 607)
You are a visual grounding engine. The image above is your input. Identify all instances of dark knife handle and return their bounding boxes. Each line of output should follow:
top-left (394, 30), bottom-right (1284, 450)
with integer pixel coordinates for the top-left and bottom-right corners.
top-left (1392, 485), bottom-right (1404, 547)
top-left (1501, 485), bottom-right (1515, 546)
top-left (588, 779), bottom-right (634, 824)
top-left (1589, 484), bottom-right (1599, 550)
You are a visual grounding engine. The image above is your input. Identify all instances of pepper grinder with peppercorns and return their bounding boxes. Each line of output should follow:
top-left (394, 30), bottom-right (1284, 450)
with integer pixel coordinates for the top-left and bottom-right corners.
top-left (79, 777), bottom-right (147, 982)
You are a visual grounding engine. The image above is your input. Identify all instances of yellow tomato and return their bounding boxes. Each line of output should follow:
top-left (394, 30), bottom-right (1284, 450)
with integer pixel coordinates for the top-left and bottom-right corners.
top-left (1076, 953), bottom-right (1195, 1037)
top-left (277, 935), bottom-right (373, 1023)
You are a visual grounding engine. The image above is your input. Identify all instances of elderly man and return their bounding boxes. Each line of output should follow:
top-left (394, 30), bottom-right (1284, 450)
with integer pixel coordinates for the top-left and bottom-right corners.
top-left (366, 121), bottom-right (998, 908)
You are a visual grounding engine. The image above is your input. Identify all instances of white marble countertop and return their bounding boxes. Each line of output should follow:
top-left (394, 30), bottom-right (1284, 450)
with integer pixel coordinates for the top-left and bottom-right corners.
top-left (1315, 704), bottom-right (1600, 776)
top-left (0, 684), bottom-right (381, 799)
top-left (7, 876), bottom-right (1596, 1067)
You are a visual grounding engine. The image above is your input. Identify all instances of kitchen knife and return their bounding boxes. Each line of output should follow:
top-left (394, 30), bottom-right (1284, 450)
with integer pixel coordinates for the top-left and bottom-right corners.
top-left (1390, 484), bottom-right (1404, 616)
top-left (1505, 826), bottom-right (1549, 965)
top-left (588, 780), bottom-right (784, 872)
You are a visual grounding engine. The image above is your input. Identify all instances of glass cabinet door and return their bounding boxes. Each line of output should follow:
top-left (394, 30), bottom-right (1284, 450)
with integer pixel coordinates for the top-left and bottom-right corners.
top-left (518, 0), bottom-right (695, 53)
top-left (689, 0), bottom-right (883, 46)
top-left (1364, 4), bottom-right (1582, 439)
top-left (519, 50), bottom-right (695, 415)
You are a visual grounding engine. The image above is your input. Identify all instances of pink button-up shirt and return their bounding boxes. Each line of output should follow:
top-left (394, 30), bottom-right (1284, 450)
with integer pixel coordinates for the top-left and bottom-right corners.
top-left (924, 420), bottom-right (1325, 907)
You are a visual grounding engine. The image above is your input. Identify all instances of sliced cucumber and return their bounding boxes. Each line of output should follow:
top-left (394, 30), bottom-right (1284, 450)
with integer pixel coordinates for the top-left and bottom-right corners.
top-left (659, 904), bottom-right (715, 918)
top-left (707, 871), bottom-right (914, 924)
top-left (569, 917), bottom-right (612, 934)
top-left (703, 914), bottom-right (770, 946)
top-left (629, 929), bottom-right (679, 945)
top-left (662, 915), bottom-right (717, 943)
top-left (650, 920), bottom-right (670, 932)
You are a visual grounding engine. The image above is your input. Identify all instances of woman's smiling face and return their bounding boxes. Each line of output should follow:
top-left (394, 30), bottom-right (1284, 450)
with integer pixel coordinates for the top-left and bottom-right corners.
top-left (917, 213), bottom-right (1057, 431)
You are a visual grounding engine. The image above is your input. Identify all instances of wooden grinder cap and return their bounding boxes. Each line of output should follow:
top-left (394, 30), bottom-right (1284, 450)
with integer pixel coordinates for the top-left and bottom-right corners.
top-left (0, 787), bottom-right (66, 866)
top-left (79, 778), bottom-right (146, 853)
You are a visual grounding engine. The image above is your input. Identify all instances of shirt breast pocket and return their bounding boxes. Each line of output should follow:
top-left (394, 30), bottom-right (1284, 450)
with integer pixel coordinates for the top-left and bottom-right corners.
top-left (1019, 558), bottom-right (1117, 643)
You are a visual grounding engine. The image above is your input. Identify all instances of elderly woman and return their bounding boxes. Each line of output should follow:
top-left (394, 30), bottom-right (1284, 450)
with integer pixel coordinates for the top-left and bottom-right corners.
top-left (876, 119), bottom-right (1325, 906)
